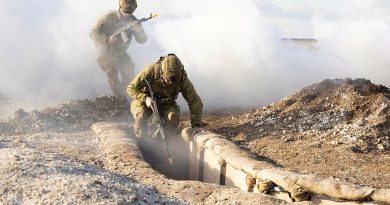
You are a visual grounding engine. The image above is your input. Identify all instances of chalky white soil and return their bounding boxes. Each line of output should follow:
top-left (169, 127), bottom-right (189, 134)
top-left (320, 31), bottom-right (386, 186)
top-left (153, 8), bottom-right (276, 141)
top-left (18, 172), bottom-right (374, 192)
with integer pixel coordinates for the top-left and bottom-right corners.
top-left (0, 131), bottom-right (186, 204)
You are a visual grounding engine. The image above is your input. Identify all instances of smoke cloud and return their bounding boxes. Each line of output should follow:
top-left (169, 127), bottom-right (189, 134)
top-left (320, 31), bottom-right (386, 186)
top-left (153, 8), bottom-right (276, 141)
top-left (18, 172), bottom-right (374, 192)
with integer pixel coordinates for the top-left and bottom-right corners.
top-left (1, 0), bottom-right (390, 116)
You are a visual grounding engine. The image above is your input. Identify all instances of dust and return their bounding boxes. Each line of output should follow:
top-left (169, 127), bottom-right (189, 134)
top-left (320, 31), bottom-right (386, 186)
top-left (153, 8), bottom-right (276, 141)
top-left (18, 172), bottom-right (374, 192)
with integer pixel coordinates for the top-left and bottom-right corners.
top-left (0, 92), bottom-right (10, 118)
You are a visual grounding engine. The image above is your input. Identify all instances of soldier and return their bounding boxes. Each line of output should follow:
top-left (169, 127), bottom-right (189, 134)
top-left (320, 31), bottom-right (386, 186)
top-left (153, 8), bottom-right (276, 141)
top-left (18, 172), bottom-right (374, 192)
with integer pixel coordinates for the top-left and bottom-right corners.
top-left (127, 53), bottom-right (203, 139)
top-left (90, 0), bottom-right (147, 98)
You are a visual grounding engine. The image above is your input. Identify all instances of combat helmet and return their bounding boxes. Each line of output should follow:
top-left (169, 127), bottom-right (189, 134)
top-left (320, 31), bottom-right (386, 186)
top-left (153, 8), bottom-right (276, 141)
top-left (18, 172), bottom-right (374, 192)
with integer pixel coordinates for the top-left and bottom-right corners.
top-left (119, 0), bottom-right (137, 14)
top-left (161, 54), bottom-right (184, 83)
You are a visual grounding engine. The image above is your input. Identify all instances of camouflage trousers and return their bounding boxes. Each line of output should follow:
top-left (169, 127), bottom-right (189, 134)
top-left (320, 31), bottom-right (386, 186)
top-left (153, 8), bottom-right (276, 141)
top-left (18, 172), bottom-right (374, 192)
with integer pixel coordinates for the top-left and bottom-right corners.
top-left (97, 53), bottom-right (135, 98)
top-left (130, 100), bottom-right (180, 139)
top-left (131, 100), bottom-right (189, 179)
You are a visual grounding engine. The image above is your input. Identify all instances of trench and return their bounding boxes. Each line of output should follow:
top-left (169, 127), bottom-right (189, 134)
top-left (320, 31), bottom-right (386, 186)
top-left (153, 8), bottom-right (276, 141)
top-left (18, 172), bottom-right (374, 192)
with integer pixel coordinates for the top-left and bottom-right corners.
top-left (137, 129), bottom-right (257, 188)
top-left (92, 123), bottom-right (390, 205)
top-left (136, 131), bottom-right (190, 181)
top-left (137, 130), bottom-right (244, 187)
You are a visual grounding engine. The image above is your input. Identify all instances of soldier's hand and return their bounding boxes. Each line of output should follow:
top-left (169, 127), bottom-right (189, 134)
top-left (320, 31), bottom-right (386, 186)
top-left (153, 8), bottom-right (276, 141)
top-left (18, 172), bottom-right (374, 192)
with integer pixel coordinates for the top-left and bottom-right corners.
top-left (131, 22), bottom-right (144, 33)
top-left (145, 96), bottom-right (153, 108)
top-left (191, 126), bottom-right (207, 136)
top-left (108, 36), bottom-right (118, 44)
top-left (192, 122), bottom-right (208, 128)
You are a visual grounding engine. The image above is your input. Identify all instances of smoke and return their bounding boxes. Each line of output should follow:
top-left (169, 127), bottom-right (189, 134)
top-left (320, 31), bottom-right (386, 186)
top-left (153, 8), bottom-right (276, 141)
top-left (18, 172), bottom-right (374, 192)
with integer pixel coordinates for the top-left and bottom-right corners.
top-left (1, 0), bottom-right (390, 116)
top-left (314, 19), bottom-right (390, 86)
top-left (0, 0), bottom-right (115, 115)
top-left (141, 0), bottom-right (390, 108)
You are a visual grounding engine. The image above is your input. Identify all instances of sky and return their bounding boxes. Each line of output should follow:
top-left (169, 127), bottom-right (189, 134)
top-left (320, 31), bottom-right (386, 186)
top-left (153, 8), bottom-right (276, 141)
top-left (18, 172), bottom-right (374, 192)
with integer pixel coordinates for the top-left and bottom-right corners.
top-left (1, 0), bottom-right (390, 115)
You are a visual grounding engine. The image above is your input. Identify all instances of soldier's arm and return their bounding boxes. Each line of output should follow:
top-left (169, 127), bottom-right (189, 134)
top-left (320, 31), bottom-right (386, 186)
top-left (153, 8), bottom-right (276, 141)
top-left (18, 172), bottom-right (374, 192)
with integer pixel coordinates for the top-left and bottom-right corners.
top-left (180, 71), bottom-right (203, 127)
top-left (90, 13), bottom-right (115, 45)
top-left (130, 15), bottom-right (148, 44)
top-left (127, 64), bottom-right (154, 101)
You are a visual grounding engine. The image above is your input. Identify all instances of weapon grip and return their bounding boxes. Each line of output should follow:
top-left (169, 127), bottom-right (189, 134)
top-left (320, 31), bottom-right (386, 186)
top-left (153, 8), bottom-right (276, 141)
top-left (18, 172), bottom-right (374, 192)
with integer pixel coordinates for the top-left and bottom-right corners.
top-left (120, 31), bottom-right (129, 43)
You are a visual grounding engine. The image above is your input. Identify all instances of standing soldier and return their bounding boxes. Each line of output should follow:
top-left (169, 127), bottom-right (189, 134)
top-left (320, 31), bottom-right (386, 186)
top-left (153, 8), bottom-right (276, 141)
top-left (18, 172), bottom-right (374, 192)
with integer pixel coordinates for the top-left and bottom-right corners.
top-left (90, 0), bottom-right (147, 98)
top-left (127, 53), bottom-right (203, 139)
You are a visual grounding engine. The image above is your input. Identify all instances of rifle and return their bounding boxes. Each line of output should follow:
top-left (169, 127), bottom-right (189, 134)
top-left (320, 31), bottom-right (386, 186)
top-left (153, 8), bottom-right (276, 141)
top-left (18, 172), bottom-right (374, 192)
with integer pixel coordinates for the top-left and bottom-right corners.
top-left (110, 13), bottom-right (158, 43)
top-left (144, 76), bottom-right (173, 165)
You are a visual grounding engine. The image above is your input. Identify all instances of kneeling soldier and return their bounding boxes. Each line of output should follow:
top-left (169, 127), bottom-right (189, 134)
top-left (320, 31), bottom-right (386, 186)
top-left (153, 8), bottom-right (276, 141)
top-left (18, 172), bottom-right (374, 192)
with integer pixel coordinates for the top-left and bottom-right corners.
top-left (127, 53), bottom-right (203, 139)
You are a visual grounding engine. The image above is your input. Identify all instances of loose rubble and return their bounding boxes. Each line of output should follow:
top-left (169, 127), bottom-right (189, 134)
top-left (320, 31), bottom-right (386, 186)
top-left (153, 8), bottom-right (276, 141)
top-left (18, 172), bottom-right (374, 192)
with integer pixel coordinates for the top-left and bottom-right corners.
top-left (1, 93), bottom-right (291, 204)
top-left (229, 78), bottom-right (390, 153)
top-left (202, 78), bottom-right (390, 189)
top-left (2, 78), bottom-right (390, 203)
top-left (0, 131), bottom-right (186, 204)
top-left (0, 96), bottom-right (130, 135)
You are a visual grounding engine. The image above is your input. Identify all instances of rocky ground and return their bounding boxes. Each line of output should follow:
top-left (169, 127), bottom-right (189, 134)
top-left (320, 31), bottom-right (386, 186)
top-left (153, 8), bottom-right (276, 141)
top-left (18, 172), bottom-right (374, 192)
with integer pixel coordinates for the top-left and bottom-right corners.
top-left (1, 78), bottom-right (390, 203)
top-left (0, 131), bottom-right (188, 204)
top-left (0, 96), bottom-right (131, 135)
top-left (200, 78), bottom-right (390, 189)
top-left (0, 96), bottom-right (285, 204)
top-left (0, 96), bottom-right (185, 204)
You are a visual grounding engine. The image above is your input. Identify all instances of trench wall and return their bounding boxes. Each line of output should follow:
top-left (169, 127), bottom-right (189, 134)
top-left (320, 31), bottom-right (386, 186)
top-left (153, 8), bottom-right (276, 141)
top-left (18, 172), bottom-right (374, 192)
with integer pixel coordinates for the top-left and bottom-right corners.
top-left (177, 128), bottom-right (390, 205)
top-left (91, 122), bottom-right (390, 204)
top-left (91, 122), bottom-right (288, 205)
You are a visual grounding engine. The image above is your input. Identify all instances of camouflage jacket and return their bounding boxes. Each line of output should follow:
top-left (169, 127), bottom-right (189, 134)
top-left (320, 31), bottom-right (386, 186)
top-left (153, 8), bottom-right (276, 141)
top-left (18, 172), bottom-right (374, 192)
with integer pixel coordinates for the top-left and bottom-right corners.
top-left (128, 58), bottom-right (203, 127)
top-left (90, 10), bottom-right (147, 53)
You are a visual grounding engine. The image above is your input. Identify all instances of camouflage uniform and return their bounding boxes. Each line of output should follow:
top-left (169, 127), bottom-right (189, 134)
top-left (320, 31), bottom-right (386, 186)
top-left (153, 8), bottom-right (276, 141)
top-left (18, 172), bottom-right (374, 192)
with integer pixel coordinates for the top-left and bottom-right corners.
top-left (127, 54), bottom-right (203, 138)
top-left (90, 1), bottom-right (147, 98)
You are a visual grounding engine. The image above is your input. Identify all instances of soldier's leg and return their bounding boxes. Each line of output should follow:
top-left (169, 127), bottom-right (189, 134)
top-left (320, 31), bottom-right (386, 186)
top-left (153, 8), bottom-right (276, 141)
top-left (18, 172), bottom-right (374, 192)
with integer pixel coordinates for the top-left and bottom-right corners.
top-left (97, 55), bottom-right (122, 97)
top-left (130, 100), bottom-right (151, 139)
top-left (106, 69), bottom-right (124, 97)
top-left (160, 104), bottom-right (186, 178)
top-left (165, 112), bottom-right (180, 137)
top-left (160, 104), bottom-right (181, 137)
top-left (131, 100), bottom-right (168, 170)
top-left (117, 54), bottom-right (135, 97)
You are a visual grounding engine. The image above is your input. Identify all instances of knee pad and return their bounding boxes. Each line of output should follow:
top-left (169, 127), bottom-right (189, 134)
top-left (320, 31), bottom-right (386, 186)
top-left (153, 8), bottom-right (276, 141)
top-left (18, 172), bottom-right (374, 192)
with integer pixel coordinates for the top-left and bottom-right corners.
top-left (166, 112), bottom-right (179, 128)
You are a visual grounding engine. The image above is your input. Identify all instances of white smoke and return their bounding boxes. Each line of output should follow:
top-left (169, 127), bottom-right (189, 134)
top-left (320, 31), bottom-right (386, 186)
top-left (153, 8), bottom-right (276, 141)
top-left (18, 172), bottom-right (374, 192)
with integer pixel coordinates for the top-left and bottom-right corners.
top-left (1, 0), bottom-right (390, 116)
top-left (140, 0), bottom-right (390, 108)
top-left (314, 18), bottom-right (390, 86)
top-left (141, 0), bottom-right (390, 108)
top-left (0, 1), bottom-right (115, 116)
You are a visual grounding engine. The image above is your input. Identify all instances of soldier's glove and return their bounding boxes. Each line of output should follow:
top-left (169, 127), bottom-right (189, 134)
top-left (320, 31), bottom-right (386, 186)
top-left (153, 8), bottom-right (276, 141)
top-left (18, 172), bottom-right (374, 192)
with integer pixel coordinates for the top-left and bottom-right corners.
top-left (192, 122), bottom-right (208, 128)
top-left (191, 122), bottom-right (208, 135)
top-left (145, 96), bottom-right (153, 108)
top-left (108, 35), bottom-right (118, 44)
top-left (131, 21), bottom-right (144, 33)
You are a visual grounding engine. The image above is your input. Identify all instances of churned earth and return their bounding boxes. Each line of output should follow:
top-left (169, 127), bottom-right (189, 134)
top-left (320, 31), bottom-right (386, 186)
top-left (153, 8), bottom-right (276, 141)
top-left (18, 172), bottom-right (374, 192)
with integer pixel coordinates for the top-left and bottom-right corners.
top-left (0, 97), bottom-right (188, 204)
top-left (0, 96), bottom-right (287, 204)
top-left (1, 78), bottom-right (390, 203)
top-left (200, 78), bottom-right (390, 189)
top-left (0, 131), bottom-right (187, 204)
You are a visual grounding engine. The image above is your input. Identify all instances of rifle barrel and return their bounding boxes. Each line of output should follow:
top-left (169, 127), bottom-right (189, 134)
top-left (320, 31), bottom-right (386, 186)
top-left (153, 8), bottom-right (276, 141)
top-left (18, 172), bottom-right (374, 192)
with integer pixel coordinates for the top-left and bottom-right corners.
top-left (110, 13), bottom-right (157, 39)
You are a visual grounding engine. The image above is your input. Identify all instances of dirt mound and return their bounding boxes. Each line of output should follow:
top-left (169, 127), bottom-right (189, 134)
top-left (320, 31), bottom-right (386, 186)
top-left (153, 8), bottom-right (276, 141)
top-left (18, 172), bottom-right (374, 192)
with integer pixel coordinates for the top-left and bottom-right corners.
top-left (236, 78), bottom-right (390, 153)
top-left (0, 96), bottom-right (130, 135)
top-left (200, 78), bottom-right (390, 188)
